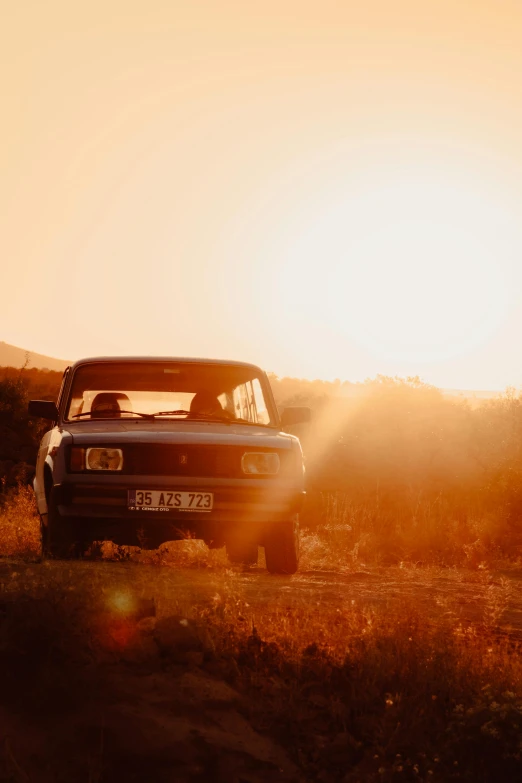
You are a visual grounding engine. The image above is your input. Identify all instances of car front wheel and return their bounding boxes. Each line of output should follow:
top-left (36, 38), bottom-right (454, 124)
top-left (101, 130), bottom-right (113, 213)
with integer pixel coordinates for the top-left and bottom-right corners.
top-left (42, 505), bottom-right (84, 560)
top-left (264, 515), bottom-right (300, 575)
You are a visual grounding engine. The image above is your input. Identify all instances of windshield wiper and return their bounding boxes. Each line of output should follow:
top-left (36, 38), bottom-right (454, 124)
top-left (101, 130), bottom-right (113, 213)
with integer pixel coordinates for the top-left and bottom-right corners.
top-left (71, 410), bottom-right (154, 420)
top-left (152, 410), bottom-right (191, 416)
top-left (185, 415), bottom-right (270, 427)
top-left (71, 408), bottom-right (272, 426)
top-left (140, 410), bottom-right (271, 427)
top-left (152, 410), bottom-right (231, 424)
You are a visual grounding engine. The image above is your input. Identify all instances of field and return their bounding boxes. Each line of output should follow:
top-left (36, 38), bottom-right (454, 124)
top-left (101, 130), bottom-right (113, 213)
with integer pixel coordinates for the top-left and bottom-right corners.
top-left (2, 372), bottom-right (522, 780)
top-left (1, 488), bottom-right (522, 782)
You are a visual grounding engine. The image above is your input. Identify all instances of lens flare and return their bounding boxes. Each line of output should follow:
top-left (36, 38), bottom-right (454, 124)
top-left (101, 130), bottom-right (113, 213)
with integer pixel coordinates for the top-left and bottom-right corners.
top-left (108, 591), bottom-right (135, 615)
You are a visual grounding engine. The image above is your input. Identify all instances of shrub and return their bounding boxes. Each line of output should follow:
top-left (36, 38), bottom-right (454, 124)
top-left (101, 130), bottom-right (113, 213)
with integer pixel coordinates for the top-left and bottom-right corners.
top-left (0, 483), bottom-right (41, 558)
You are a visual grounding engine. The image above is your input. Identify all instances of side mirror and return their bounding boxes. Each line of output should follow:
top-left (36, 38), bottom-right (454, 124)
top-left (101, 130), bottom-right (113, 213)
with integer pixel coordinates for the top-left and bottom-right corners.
top-left (280, 406), bottom-right (311, 428)
top-left (28, 400), bottom-right (59, 420)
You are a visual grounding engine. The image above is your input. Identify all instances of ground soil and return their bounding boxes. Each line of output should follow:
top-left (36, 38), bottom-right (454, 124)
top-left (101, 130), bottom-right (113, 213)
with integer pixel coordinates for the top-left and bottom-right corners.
top-left (3, 558), bottom-right (517, 633)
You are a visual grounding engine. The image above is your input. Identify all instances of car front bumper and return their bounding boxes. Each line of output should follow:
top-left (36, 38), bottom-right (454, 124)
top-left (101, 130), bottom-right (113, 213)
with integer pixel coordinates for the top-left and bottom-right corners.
top-left (53, 474), bottom-right (305, 521)
top-left (51, 475), bottom-right (305, 547)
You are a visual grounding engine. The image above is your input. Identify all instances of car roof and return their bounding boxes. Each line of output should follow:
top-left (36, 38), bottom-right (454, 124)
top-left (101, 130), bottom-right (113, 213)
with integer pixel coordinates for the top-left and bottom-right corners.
top-left (69, 356), bottom-right (264, 372)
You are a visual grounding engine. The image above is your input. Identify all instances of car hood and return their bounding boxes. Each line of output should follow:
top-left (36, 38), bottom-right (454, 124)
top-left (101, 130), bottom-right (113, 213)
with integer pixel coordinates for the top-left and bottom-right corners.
top-left (63, 420), bottom-right (296, 450)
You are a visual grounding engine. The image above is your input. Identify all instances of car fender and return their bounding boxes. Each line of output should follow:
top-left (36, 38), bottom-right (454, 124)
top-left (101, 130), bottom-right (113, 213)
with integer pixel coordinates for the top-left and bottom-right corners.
top-left (33, 428), bottom-right (63, 516)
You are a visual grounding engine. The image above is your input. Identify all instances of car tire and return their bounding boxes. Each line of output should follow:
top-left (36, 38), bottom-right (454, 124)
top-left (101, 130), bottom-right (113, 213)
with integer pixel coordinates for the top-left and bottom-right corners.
top-left (264, 515), bottom-right (300, 575)
top-left (39, 513), bottom-right (49, 562)
top-left (226, 540), bottom-right (259, 565)
top-left (43, 504), bottom-right (84, 560)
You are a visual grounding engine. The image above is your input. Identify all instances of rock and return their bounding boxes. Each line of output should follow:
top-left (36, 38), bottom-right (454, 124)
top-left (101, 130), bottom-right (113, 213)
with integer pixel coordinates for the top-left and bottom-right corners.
top-left (153, 616), bottom-right (210, 661)
top-left (185, 651), bottom-right (204, 667)
top-left (137, 616), bottom-right (157, 633)
top-left (120, 633), bottom-right (159, 664)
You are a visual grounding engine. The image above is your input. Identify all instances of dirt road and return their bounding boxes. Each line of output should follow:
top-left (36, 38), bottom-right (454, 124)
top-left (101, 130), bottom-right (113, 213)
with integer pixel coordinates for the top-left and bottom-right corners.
top-left (2, 557), bottom-right (522, 635)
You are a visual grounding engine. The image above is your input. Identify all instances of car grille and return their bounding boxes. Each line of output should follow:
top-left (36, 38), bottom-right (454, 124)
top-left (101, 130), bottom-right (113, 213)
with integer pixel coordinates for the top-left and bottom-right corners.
top-left (121, 445), bottom-right (294, 478)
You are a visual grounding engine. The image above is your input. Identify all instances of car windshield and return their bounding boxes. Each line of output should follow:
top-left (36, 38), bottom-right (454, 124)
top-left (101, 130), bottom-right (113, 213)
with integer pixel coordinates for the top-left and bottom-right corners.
top-left (64, 361), bottom-right (275, 426)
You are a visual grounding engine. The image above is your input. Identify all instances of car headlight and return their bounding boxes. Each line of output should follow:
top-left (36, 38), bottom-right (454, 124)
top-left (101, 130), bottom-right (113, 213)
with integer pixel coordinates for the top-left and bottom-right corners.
top-left (241, 452), bottom-right (280, 475)
top-left (86, 448), bottom-right (123, 471)
top-left (70, 447), bottom-right (124, 471)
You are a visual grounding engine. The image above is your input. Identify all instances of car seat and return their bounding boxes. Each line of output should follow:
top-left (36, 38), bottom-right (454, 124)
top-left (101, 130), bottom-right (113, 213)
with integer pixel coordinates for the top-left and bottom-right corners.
top-left (90, 392), bottom-right (131, 418)
top-left (188, 391), bottom-right (224, 417)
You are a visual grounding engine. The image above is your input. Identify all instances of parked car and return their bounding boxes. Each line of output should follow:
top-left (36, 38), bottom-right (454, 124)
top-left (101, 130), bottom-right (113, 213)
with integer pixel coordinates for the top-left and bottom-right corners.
top-left (29, 356), bottom-right (310, 573)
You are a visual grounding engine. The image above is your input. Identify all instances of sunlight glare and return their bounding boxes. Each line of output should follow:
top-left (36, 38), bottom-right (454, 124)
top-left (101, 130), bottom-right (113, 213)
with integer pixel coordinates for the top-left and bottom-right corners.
top-left (279, 170), bottom-right (517, 365)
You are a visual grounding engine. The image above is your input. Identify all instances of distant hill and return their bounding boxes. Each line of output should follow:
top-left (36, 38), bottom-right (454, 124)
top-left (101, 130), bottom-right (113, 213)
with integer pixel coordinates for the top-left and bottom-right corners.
top-left (0, 341), bottom-right (70, 372)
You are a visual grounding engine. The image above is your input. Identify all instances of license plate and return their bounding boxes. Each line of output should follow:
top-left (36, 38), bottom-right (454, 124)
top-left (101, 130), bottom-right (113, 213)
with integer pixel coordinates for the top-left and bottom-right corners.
top-left (128, 490), bottom-right (213, 512)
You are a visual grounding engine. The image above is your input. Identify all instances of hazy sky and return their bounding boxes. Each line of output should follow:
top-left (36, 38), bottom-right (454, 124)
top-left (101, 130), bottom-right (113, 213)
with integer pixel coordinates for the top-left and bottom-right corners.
top-left (3, 0), bottom-right (522, 389)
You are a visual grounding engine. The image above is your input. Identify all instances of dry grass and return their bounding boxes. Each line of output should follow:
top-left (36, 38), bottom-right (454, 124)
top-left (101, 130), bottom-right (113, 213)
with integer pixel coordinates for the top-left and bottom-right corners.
top-left (300, 492), bottom-right (522, 570)
top-left (0, 556), bottom-right (521, 781)
top-left (1, 485), bottom-right (522, 778)
top-left (0, 483), bottom-right (41, 560)
top-left (210, 604), bottom-right (522, 781)
top-left (294, 379), bottom-right (522, 570)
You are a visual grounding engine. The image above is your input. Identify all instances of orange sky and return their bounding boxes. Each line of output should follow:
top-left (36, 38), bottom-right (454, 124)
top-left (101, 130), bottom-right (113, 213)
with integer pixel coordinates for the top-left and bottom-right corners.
top-left (2, 0), bottom-right (522, 389)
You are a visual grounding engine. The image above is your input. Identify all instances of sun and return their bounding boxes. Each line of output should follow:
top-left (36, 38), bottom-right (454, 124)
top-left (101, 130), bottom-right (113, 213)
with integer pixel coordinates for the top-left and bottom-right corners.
top-left (277, 168), bottom-right (517, 366)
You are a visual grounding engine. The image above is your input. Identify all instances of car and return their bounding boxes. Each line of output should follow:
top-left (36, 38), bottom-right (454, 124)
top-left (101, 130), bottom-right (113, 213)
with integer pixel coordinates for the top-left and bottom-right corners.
top-left (28, 356), bottom-right (310, 573)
